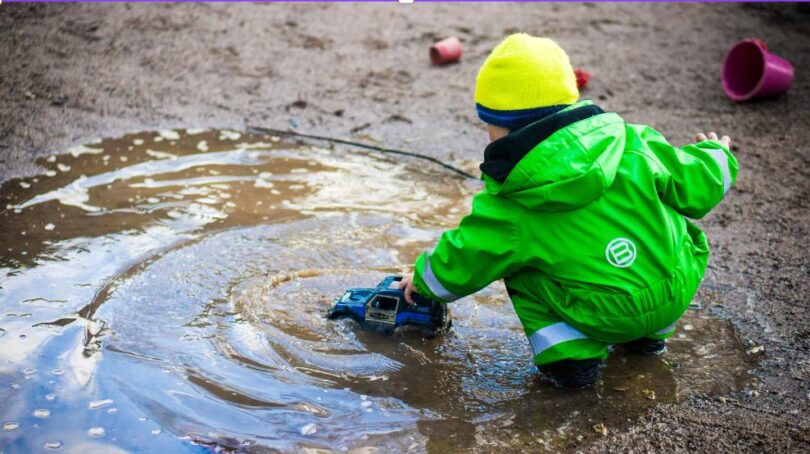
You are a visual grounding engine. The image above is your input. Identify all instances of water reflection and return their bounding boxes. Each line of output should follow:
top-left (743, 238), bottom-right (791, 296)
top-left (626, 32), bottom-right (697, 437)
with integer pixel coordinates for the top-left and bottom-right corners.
top-left (0, 130), bottom-right (753, 452)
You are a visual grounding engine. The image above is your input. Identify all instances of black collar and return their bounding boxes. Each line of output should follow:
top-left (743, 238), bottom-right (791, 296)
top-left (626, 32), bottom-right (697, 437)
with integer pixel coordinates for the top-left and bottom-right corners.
top-left (480, 104), bottom-right (605, 183)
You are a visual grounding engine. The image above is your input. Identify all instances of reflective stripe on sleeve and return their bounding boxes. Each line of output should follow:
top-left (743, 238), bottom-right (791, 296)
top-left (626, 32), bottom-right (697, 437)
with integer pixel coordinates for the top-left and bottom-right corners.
top-left (655, 321), bottom-right (678, 335)
top-left (704, 147), bottom-right (732, 194)
top-left (422, 253), bottom-right (459, 301)
top-left (527, 322), bottom-right (589, 357)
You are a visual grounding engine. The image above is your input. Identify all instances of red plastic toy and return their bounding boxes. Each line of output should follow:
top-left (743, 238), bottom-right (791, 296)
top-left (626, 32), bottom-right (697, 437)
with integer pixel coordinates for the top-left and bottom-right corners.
top-left (574, 68), bottom-right (590, 90)
top-left (430, 37), bottom-right (462, 65)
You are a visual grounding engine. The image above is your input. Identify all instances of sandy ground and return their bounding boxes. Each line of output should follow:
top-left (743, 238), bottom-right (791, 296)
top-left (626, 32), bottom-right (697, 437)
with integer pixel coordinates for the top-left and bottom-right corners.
top-left (1, 2), bottom-right (809, 452)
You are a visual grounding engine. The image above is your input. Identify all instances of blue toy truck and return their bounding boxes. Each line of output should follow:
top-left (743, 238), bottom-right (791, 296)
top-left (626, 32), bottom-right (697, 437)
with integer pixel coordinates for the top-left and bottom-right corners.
top-left (328, 276), bottom-right (450, 333)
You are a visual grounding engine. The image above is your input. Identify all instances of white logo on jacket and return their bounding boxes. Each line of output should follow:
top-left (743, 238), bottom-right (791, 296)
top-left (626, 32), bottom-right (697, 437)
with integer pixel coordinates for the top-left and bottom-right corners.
top-left (606, 238), bottom-right (637, 268)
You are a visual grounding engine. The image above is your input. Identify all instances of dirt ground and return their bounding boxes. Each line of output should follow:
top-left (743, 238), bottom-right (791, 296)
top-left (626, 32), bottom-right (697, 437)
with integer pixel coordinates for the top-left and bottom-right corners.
top-left (1, 2), bottom-right (809, 452)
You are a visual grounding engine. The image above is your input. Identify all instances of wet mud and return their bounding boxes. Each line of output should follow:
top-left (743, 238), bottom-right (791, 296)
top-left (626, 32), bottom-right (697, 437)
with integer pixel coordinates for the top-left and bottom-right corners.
top-left (0, 131), bottom-right (755, 452)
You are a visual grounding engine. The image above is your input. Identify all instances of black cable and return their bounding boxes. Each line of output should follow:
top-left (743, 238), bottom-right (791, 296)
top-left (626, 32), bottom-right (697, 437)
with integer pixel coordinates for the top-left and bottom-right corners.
top-left (247, 126), bottom-right (478, 180)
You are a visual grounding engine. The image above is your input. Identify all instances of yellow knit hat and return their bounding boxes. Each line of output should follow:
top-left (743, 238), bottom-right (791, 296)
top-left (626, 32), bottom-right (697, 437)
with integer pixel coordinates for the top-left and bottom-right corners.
top-left (475, 34), bottom-right (579, 128)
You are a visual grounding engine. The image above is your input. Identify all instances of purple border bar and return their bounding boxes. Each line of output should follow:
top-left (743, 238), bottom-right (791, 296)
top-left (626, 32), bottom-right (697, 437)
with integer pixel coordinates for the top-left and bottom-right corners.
top-left (3, 0), bottom-right (802, 3)
top-left (2, 0), bottom-right (389, 2)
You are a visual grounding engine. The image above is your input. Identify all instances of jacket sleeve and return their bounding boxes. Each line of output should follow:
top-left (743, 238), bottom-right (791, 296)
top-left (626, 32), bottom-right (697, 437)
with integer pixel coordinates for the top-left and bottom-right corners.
top-left (411, 192), bottom-right (523, 302)
top-left (642, 127), bottom-right (739, 219)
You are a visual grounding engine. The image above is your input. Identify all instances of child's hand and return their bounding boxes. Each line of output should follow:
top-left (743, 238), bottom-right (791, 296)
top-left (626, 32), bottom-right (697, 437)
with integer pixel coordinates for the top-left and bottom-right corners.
top-left (695, 131), bottom-right (731, 149)
top-left (399, 273), bottom-right (417, 305)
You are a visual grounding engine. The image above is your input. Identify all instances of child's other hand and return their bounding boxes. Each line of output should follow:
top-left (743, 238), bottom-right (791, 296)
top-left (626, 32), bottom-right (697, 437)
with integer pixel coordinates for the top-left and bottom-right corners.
top-left (696, 131), bottom-right (731, 149)
top-left (399, 273), bottom-right (417, 305)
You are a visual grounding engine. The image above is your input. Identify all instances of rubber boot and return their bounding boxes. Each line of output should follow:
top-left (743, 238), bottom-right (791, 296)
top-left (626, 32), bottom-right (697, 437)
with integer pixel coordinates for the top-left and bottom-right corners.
top-left (619, 337), bottom-right (667, 355)
top-left (539, 359), bottom-right (603, 389)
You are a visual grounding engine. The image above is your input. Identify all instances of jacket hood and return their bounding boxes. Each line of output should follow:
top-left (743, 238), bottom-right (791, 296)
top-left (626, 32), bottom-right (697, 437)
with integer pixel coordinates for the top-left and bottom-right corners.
top-left (480, 101), bottom-right (627, 211)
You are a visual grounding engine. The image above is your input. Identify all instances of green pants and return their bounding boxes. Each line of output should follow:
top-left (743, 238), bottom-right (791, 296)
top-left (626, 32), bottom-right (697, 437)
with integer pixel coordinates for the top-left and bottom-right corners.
top-left (513, 298), bottom-right (681, 365)
top-left (511, 262), bottom-right (701, 366)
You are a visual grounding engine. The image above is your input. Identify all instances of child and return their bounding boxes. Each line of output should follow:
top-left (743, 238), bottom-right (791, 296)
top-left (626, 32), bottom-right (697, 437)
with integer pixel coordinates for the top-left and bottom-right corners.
top-left (399, 34), bottom-right (738, 389)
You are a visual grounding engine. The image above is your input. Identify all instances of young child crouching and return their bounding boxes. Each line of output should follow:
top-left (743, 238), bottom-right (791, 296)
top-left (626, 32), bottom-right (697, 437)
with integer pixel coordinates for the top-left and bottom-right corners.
top-left (400, 34), bottom-right (738, 388)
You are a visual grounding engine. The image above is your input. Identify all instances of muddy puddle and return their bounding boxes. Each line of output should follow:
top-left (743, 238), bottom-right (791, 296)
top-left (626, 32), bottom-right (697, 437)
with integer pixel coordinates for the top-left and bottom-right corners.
top-left (0, 130), bottom-right (755, 452)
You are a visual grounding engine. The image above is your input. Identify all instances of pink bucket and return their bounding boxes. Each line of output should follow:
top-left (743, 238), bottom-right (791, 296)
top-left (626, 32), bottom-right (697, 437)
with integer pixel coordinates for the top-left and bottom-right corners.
top-left (721, 38), bottom-right (794, 102)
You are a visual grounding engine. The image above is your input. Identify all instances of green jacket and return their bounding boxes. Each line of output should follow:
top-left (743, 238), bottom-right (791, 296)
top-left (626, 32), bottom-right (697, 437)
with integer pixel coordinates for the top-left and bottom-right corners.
top-left (413, 101), bottom-right (739, 342)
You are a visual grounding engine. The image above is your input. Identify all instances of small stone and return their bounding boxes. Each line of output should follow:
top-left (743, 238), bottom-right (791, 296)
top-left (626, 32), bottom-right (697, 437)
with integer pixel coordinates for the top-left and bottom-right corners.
top-left (642, 389), bottom-right (656, 400)
top-left (44, 440), bottom-right (62, 450)
top-left (592, 423), bottom-right (608, 436)
top-left (33, 409), bottom-right (51, 418)
top-left (44, 223), bottom-right (55, 231)
top-left (746, 345), bottom-right (765, 355)
top-left (3, 421), bottom-right (19, 431)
